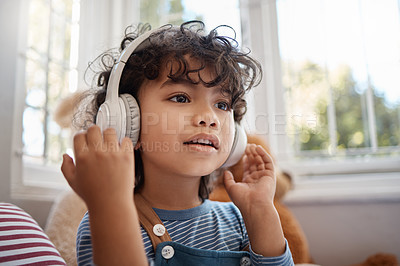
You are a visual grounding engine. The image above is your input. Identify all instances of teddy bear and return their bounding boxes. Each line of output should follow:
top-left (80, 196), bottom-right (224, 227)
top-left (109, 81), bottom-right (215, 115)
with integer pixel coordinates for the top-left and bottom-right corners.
top-left (350, 253), bottom-right (399, 266)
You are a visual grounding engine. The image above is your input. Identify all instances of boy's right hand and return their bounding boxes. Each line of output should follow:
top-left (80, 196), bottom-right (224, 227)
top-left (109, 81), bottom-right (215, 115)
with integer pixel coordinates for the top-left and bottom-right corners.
top-left (63, 126), bottom-right (147, 265)
top-left (61, 125), bottom-right (135, 209)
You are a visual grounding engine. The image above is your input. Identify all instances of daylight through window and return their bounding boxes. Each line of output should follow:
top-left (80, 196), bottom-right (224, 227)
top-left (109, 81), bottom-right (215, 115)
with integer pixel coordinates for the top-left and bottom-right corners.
top-left (277, 0), bottom-right (400, 158)
top-left (23, 0), bottom-right (80, 165)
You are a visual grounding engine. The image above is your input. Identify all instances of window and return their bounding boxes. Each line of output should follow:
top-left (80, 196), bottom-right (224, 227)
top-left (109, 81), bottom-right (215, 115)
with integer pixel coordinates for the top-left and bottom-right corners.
top-left (13, 0), bottom-right (242, 197)
top-left (10, 0), bottom-right (398, 203)
top-left (22, 0), bottom-right (80, 167)
top-left (11, 0), bottom-right (80, 198)
top-left (22, 0), bottom-right (240, 168)
top-left (277, 0), bottom-right (400, 159)
top-left (140, 0), bottom-right (241, 38)
top-left (240, 0), bottom-right (400, 178)
top-left (18, 0), bottom-right (399, 174)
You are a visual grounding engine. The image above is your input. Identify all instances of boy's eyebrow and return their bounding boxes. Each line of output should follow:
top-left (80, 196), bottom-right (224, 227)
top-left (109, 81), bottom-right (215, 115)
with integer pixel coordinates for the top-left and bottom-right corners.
top-left (160, 79), bottom-right (226, 96)
top-left (160, 79), bottom-right (193, 90)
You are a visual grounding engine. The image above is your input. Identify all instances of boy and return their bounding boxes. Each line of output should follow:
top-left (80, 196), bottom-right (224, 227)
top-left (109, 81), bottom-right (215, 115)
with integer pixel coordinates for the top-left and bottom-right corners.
top-left (62, 21), bottom-right (293, 265)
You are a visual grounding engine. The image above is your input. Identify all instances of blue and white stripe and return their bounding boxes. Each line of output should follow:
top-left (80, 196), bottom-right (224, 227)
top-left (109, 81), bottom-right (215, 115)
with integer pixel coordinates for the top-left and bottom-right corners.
top-left (142, 200), bottom-right (247, 258)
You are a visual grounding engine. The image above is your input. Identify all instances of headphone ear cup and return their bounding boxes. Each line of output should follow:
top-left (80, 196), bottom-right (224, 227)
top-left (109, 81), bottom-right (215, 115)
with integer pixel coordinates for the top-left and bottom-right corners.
top-left (96, 100), bottom-right (120, 135)
top-left (222, 124), bottom-right (247, 168)
top-left (120, 94), bottom-right (140, 146)
top-left (96, 101), bottom-right (110, 132)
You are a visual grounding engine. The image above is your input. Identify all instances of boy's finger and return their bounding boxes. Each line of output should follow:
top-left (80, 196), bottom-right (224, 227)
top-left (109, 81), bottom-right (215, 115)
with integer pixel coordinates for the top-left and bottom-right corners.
top-left (73, 131), bottom-right (88, 154)
top-left (242, 154), bottom-right (249, 171)
top-left (255, 155), bottom-right (265, 170)
top-left (244, 144), bottom-right (252, 156)
top-left (86, 125), bottom-right (103, 150)
top-left (256, 145), bottom-right (273, 163)
top-left (121, 137), bottom-right (134, 154)
top-left (103, 127), bottom-right (119, 151)
top-left (248, 150), bottom-right (258, 172)
top-left (61, 154), bottom-right (76, 185)
top-left (250, 144), bottom-right (258, 156)
top-left (256, 145), bottom-right (275, 171)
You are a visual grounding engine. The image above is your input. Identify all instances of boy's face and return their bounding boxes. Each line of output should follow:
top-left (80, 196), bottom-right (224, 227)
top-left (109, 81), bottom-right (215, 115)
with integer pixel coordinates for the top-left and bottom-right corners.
top-left (137, 58), bottom-right (235, 178)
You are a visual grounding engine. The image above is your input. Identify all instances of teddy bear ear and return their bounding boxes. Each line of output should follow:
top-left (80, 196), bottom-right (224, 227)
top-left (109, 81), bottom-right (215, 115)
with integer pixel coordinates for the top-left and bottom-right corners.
top-left (275, 171), bottom-right (293, 201)
top-left (53, 91), bottom-right (84, 129)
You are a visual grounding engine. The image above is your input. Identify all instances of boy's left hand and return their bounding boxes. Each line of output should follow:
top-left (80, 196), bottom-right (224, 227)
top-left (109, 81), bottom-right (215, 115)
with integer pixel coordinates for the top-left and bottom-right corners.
top-left (224, 144), bottom-right (276, 215)
top-left (224, 144), bottom-right (286, 257)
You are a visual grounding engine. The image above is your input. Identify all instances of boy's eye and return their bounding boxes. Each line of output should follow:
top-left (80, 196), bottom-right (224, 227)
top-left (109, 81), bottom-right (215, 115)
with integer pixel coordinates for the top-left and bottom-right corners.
top-left (170, 94), bottom-right (189, 103)
top-left (215, 101), bottom-right (230, 111)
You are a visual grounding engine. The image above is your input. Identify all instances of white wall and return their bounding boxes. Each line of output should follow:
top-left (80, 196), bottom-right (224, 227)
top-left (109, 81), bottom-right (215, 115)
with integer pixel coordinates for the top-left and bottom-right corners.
top-left (280, 173), bottom-right (400, 265)
top-left (286, 199), bottom-right (400, 266)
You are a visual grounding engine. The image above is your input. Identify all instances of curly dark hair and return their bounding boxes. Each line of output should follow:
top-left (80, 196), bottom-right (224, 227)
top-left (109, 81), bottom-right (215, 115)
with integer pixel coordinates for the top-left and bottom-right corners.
top-left (75, 20), bottom-right (262, 200)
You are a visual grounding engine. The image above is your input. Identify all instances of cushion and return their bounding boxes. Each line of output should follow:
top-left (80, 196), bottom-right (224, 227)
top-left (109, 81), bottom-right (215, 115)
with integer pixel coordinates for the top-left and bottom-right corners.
top-left (0, 203), bottom-right (66, 265)
top-left (45, 189), bottom-right (87, 266)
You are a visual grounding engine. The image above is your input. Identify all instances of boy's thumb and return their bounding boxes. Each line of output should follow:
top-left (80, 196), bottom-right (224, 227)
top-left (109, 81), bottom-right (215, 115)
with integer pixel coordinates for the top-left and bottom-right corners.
top-left (223, 170), bottom-right (236, 189)
top-left (61, 154), bottom-right (76, 184)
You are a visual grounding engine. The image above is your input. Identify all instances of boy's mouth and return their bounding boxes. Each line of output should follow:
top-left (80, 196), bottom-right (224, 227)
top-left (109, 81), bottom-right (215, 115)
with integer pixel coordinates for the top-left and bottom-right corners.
top-left (183, 134), bottom-right (220, 150)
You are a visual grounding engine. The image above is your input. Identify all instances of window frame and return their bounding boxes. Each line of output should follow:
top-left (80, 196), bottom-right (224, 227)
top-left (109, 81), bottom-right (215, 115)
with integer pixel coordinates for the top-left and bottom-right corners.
top-left (10, 0), bottom-right (141, 201)
top-left (10, 0), bottom-right (68, 200)
top-left (239, 0), bottom-right (400, 202)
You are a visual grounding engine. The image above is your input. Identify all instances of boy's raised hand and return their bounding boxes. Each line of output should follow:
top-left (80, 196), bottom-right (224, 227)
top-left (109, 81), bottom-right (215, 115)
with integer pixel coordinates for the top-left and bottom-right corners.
top-left (61, 125), bottom-right (147, 265)
top-left (224, 144), bottom-right (276, 211)
top-left (224, 144), bottom-right (286, 257)
top-left (61, 125), bottom-right (135, 209)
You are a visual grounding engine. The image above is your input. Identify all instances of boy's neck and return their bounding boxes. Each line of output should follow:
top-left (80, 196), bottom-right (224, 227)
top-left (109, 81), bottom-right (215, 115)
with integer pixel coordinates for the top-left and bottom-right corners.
top-left (137, 173), bottom-right (203, 210)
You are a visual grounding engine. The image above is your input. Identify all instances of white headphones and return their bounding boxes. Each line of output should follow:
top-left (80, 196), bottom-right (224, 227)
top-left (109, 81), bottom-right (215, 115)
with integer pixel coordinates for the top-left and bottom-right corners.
top-left (96, 25), bottom-right (247, 168)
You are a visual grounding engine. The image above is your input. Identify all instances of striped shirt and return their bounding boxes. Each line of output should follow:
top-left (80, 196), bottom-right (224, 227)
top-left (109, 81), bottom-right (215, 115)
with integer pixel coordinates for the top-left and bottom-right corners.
top-left (77, 200), bottom-right (293, 265)
top-left (0, 203), bottom-right (66, 265)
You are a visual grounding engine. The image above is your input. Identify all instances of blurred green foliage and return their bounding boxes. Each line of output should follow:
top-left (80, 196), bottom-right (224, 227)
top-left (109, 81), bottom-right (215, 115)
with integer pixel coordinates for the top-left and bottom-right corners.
top-left (140, 0), bottom-right (200, 27)
top-left (283, 61), bottom-right (400, 155)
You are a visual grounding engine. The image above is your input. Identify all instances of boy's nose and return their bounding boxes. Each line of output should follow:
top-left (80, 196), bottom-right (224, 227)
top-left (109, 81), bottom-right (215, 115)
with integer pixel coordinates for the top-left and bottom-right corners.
top-left (192, 106), bottom-right (220, 128)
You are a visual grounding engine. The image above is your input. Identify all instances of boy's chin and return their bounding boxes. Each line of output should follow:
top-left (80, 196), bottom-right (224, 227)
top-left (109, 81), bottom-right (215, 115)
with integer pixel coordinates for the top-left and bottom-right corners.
top-left (187, 164), bottom-right (224, 177)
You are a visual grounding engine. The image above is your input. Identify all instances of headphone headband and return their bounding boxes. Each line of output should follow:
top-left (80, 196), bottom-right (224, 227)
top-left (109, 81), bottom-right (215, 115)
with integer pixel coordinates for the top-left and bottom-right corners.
top-left (106, 25), bottom-right (176, 104)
